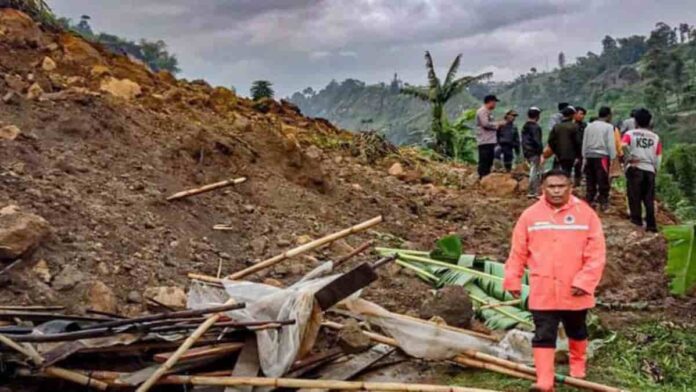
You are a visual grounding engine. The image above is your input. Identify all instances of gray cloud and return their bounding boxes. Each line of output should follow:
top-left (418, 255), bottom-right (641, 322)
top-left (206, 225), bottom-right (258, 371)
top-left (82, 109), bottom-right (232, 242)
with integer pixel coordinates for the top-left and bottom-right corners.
top-left (49, 0), bottom-right (696, 96)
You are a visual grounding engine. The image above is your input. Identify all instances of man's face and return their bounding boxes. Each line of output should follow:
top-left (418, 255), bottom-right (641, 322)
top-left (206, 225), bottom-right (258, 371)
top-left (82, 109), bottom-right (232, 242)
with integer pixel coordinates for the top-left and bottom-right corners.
top-left (574, 111), bottom-right (586, 122)
top-left (505, 114), bottom-right (517, 123)
top-left (543, 175), bottom-right (572, 207)
top-left (486, 101), bottom-right (497, 110)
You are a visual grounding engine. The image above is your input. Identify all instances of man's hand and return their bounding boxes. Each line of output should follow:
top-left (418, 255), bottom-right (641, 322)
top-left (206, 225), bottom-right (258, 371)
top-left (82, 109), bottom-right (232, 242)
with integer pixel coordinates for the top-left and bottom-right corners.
top-left (509, 290), bottom-right (521, 298)
top-left (571, 286), bottom-right (589, 296)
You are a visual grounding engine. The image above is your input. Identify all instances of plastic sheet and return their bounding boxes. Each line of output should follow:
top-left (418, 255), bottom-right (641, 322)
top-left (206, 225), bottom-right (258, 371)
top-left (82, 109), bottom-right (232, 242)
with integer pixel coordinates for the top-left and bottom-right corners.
top-left (343, 299), bottom-right (534, 364)
top-left (187, 265), bottom-right (341, 377)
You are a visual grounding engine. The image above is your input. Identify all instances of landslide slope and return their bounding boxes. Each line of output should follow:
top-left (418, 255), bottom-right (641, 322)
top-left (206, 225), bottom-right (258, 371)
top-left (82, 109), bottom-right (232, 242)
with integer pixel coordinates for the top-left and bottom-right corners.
top-left (0, 9), bottom-right (684, 319)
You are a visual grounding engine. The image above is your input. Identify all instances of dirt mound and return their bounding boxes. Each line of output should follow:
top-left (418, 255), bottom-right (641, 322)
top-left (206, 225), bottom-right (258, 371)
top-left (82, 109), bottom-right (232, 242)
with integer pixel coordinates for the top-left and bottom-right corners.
top-left (0, 9), bottom-right (686, 321)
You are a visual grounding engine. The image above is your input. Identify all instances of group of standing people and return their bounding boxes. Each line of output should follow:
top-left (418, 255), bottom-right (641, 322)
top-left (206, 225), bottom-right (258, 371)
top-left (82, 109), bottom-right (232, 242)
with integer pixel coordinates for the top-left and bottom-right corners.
top-left (476, 95), bottom-right (663, 233)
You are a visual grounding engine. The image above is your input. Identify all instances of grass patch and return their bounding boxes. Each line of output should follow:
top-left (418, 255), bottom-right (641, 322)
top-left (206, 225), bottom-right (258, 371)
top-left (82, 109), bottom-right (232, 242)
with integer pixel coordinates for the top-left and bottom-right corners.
top-left (449, 322), bottom-right (696, 392)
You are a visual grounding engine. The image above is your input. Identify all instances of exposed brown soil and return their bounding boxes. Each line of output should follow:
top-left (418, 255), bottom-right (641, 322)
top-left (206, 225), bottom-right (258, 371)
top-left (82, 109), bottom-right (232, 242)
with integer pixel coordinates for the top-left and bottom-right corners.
top-left (0, 8), bottom-right (691, 328)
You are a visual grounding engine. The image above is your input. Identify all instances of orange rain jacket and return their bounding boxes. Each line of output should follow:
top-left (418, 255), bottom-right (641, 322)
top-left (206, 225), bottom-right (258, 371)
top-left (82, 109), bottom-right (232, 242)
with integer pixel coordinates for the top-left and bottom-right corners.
top-left (504, 196), bottom-right (606, 310)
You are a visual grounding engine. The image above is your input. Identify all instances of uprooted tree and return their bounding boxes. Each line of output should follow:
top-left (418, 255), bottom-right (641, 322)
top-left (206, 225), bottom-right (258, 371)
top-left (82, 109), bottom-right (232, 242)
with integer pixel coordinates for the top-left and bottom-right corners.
top-left (400, 51), bottom-right (490, 158)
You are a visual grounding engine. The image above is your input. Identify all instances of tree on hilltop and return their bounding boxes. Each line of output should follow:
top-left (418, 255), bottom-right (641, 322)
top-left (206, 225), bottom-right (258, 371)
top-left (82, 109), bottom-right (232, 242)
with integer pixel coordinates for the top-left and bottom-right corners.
top-left (250, 80), bottom-right (274, 101)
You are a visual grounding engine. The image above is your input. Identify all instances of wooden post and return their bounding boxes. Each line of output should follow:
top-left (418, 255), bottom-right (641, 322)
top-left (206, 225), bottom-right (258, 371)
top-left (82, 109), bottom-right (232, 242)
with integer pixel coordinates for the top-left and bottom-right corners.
top-left (138, 216), bottom-right (382, 392)
top-left (166, 177), bottom-right (247, 201)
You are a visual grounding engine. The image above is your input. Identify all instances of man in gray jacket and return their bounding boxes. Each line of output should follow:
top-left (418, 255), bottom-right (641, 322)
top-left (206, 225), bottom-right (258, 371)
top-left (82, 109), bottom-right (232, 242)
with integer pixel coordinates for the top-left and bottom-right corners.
top-left (582, 106), bottom-right (616, 211)
top-left (476, 95), bottom-right (503, 178)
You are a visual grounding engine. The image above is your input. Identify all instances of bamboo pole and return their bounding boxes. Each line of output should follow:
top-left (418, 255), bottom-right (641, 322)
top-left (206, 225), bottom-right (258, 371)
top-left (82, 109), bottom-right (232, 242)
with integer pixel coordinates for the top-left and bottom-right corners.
top-left (479, 299), bottom-right (522, 310)
top-left (166, 177), bottom-right (247, 201)
top-left (154, 342), bottom-right (245, 363)
top-left (228, 216), bottom-right (382, 280)
top-left (322, 322), bottom-right (624, 392)
top-left (454, 356), bottom-right (535, 381)
top-left (189, 216), bottom-right (383, 283)
top-left (0, 305), bottom-right (65, 311)
top-left (0, 334), bottom-right (108, 390)
top-left (139, 217), bottom-right (382, 392)
top-left (147, 375), bottom-right (500, 392)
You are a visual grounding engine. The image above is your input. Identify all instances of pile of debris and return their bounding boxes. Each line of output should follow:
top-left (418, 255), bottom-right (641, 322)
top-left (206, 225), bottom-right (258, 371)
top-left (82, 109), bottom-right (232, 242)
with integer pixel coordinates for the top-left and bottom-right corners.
top-left (0, 199), bottom-right (625, 391)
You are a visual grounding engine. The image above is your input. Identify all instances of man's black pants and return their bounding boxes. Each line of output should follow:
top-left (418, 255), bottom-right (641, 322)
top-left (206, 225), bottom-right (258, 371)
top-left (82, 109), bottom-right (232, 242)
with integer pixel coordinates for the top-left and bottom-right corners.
top-left (573, 158), bottom-right (583, 186)
top-left (626, 167), bottom-right (657, 231)
top-left (585, 157), bottom-right (610, 205)
top-left (495, 144), bottom-right (515, 171)
top-left (478, 144), bottom-right (496, 178)
top-left (531, 310), bottom-right (589, 348)
top-left (554, 158), bottom-right (575, 176)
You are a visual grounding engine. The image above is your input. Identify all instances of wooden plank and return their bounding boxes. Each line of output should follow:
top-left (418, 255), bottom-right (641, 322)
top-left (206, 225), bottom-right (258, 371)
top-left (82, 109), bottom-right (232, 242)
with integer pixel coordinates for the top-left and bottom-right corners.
top-left (224, 335), bottom-right (259, 392)
top-left (314, 263), bottom-right (377, 310)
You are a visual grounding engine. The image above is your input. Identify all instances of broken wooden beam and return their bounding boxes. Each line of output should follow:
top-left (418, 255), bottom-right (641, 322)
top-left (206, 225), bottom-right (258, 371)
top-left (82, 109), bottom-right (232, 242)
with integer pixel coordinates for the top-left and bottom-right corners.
top-left (166, 177), bottom-right (247, 201)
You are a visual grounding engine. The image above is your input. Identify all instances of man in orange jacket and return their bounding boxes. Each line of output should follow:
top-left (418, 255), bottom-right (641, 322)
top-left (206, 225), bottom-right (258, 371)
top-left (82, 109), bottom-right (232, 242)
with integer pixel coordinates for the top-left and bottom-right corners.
top-left (504, 168), bottom-right (606, 391)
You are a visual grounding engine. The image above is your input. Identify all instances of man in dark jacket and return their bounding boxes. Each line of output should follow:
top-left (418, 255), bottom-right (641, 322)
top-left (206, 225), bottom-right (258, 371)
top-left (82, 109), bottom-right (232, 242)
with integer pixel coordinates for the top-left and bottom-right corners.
top-left (495, 110), bottom-right (521, 172)
top-left (522, 107), bottom-right (543, 197)
top-left (546, 106), bottom-right (580, 175)
top-left (573, 107), bottom-right (588, 187)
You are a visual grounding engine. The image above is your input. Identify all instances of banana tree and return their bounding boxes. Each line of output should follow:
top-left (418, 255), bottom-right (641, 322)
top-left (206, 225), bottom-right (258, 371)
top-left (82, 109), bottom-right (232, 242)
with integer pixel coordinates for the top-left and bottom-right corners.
top-left (400, 51), bottom-right (491, 156)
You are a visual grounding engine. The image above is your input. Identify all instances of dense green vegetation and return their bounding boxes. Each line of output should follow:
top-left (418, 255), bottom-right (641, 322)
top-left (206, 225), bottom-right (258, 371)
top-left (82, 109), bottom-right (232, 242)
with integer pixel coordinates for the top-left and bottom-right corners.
top-left (57, 15), bottom-right (181, 74)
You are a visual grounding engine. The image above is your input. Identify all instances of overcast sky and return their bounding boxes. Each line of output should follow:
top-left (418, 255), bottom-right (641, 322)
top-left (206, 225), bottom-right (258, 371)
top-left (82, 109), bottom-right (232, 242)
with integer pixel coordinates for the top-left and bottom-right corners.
top-left (49, 0), bottom-right (696, 97)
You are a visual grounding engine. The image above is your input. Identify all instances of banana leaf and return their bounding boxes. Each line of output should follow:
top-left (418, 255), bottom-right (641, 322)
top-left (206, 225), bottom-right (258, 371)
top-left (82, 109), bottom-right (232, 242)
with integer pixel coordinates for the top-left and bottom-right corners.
top-left (663, 224), bottom-right (696, 295)
top-left (467, 284), bottom-right (534, 330)
top-left (429, 235), bottom-right (462, 263)
top-left (480, 260), bottom-right (530, 306)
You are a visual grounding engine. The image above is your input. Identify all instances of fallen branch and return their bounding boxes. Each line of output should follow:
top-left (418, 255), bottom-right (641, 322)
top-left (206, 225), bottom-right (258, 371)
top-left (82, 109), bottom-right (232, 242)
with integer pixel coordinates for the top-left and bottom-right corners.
top-left (334, 240), bottom-right (374, 268)
top-left (141, 217), bottom-right (382, 392)
top-left (166, 177), bottom-right (247, 201)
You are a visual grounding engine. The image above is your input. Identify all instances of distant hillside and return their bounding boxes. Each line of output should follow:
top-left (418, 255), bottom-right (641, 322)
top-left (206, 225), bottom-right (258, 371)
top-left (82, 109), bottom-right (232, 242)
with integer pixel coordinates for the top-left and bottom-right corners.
top-left (288, 77), bottom-right (479, 145)
top-left (291, 22), bottom-right (696, 147)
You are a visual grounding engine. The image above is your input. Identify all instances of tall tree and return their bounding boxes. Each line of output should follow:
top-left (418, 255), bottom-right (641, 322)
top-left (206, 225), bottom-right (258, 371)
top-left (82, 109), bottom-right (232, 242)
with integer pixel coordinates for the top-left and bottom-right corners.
top-left (400, 51), bottom-right (491, 155)
top-left (558, 52), bottom-right (566, 69)
top-left (250, 80), bottom-right (274, 101)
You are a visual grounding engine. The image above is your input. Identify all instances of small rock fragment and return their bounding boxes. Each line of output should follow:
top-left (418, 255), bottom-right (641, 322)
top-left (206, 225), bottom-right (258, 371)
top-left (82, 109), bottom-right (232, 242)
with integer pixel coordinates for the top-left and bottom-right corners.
top-left (2, 91), bottom-right (20, 105)
top-left (26, 82), bottom-right (44, 100)
top-left (86, 280), bottom-right (117, 313)
top-left (144, 286), bottom-right (187, 310)
top-left (0, 125), bottom-right (21, 140)
top-left (388, 162), bottom-right (404, 177)
top-left (52, 265), bottom-right (84, 291)
top-left (0, 205), bottom-right (50, 260)
top-left (127, 290), bottom-right (142, 303)
top-left (32, 259), bottom-right (51, 283)
top-left (338, 319), bottom-right (371, 354)
top-left (41, 56), bottom-right (57, 71)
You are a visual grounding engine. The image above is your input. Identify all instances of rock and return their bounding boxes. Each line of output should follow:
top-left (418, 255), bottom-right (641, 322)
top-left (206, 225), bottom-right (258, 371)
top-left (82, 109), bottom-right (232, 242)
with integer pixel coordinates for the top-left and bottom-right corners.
top-left (90, 65), bottom-right (111, 78)
top-left (99, 77), bottom-right (142, 100)
top-left (337, 319), bottom-right (371, 354)
top-left (250, 237), bottom-right (268, 254)
top-left (296, 235), bottom-right (312, 245)
top-left (45, 42), bottom-right (59, 51)
top-left (5, 74), bottom-right (26, 91)
top-left (96, 262), bottom-right (110, 275)
top-left (419, 285), bottom-right (474, 329)
top-left (0, 9), bottom-right (42, 47)
top-left (32, 259), bottom-right (51, 283)
top-left (41, 56), bottom-right (57, 71)
top-left (26, 82), bottom-right (44, 100)
top-left (388, 162), bottom-right (404, 177)
top-left (2, 91), bottom-right (20, 105)
top-left (518, 177), bottom-right (530, 193)
top-left (0, 205), bottom-right (50, 260)
top-left (263, 278), bottom-right (283, 288)
top-left (277, 238), bottom-right (291, 247)
top-left (242, 204), bottom-right (256, 213)
top-left (86, 280), bottom-right (117, 313)
top-left (59, 33), bottom-right (104, 65)
top-left (144, 286), bottom-right (187, 310)
top-left (127, 290), bottom-right (142, 303)
top-left (52, 265), bottom-right (84, 291)
top-left (0, 125), bottom-right (21, 140)
top-left (480, 173), bottom-right (518, 197)
top-left (304, 145), bottom-right (323, 160)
